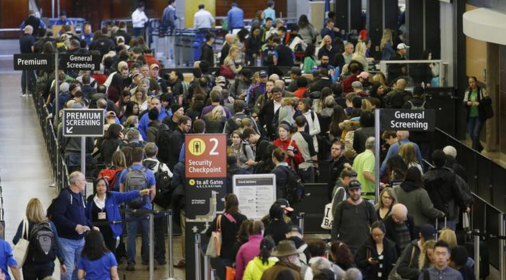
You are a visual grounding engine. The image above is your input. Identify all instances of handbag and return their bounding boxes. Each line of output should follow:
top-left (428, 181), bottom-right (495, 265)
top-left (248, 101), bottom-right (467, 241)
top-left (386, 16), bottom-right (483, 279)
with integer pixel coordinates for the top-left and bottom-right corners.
top-left (219, 65), bottom-right (235, 80)
top-left (205, 215), bottom-right (222, 257)
top-left (225, 266), bottom-right (236, 280)
top-left (481, 96), bottom-right (494, 119)
top-left (13, 219), bottom-right (30, 267)
top-left (388, 246), bottom-right (416, 280)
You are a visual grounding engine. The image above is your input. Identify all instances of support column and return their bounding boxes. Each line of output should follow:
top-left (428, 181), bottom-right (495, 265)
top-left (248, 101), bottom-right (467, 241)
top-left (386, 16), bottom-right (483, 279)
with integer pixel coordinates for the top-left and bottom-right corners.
top-left (350, 0), bottom-right (363, 32)
top-left (425, 0), bottom-right (441, 59)
top-left (368, 0), bottom-right (383, 60)
top-left (406, 0), bottom-right (424, 60)
top-left (335, 0), bottom-right (349, 32)
top-left (384, 0), bottom-right (399, 30)
top-left (486, 43), bottom-right (499, 152)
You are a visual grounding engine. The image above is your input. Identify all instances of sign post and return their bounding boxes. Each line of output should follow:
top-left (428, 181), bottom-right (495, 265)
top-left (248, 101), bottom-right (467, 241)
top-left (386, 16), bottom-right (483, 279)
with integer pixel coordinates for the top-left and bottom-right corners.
top-left (185, 134), bottom-right (227, 280)
top-left (232, 174), bottom-right (276, 221)
top-left (62, 109), bottom-right (105, 176)
top-left (374, 109), bottom-right (436, 202)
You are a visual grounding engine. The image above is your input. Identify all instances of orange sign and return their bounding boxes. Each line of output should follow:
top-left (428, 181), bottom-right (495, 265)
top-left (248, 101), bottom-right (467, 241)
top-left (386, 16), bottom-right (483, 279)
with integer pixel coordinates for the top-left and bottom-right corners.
top-left (185, 134), bottom-right (227, 178)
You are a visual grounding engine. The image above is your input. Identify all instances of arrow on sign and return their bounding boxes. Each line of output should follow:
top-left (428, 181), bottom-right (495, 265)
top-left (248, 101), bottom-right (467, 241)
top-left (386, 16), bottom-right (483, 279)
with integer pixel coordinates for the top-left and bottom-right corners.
top-left (66, 127), bottom-right (73, 134)
top-left (192, 226), bottom-right (198, 233)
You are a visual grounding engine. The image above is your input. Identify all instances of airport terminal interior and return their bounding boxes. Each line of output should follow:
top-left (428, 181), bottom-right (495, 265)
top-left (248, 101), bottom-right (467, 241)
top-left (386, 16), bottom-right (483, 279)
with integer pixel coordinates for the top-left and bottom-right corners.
top-left (0, 0), bottom-right (506, 279)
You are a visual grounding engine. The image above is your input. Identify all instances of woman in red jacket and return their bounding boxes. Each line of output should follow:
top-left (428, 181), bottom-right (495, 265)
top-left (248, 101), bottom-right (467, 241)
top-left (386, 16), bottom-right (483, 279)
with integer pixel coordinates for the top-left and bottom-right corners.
top-left (272, 123), bottom-right (304, 169)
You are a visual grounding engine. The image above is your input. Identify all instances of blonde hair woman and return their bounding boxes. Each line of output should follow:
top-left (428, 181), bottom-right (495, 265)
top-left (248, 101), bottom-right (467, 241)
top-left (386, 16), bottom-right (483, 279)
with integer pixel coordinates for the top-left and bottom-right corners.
top-left (131, 87), bottom-right (148, 112)
top-left (438, 228), bottom-right (458, 248)
top-left (419, 240), bottom-right (436, 270)
top-left (399, 143), bottom-right (423, 175)
top-left (224, 45), bottom-right (243, 75)
top-left (203, 105), bottom-right (227, 133)
top-left (352, 41), bottom-right (369, 70)
top-left (13, 198), bottom-right (66, 279)
top-left (375, 188), bottom-right (397, 220)
top-left (380, 29), bottom-right (396, 60)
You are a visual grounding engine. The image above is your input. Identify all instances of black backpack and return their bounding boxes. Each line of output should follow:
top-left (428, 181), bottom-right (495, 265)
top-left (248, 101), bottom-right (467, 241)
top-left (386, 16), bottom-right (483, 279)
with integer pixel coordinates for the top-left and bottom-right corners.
top-left (152, 163), bottom-right (172, 208)
top-left (284, 167), bottom-right (306, 205)
top-left (156, 124), bottom-right (173, 164)
top-left (125, 167), bottom-right (149, 209)
top-left (29, 222), bottom-right (56, 263)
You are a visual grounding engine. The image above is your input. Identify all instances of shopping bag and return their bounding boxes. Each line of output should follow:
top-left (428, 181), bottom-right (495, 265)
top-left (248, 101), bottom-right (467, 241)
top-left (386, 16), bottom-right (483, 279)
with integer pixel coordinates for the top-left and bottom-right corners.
top-left (321, 203), bottom-right (333, 230)
top-left (205, 215), bottom-right (222, 257)
top-left (13, 219), bottom-right (30, 267)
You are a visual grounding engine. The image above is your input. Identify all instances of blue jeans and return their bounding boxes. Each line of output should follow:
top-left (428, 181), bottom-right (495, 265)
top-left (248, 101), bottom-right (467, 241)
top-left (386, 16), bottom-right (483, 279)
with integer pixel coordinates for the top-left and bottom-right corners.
top-left (126, 212), bottom-right (150, 264)
top-left (59, 237), bottom-right (85, 280)
top-left (467, 117), bottom-right (483, 142)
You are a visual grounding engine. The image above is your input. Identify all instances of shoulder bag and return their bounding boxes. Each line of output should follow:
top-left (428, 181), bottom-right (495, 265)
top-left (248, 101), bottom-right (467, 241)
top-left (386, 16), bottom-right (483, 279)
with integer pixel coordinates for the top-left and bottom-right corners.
top-left (205, 215), bottom-right (222, 257)
top-left (13, 219), bottom-right (30, 267)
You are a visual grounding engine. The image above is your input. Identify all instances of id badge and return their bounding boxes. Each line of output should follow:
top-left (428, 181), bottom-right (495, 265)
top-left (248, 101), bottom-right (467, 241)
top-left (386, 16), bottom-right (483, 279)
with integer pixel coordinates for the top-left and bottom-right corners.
top-left (98, 212), bottom-right (106, 220)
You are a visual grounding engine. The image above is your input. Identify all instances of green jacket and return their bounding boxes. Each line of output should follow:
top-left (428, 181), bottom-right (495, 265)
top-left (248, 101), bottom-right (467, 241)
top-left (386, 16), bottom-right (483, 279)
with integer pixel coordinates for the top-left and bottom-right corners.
top-left (243, 257), bottom-right (278, 280)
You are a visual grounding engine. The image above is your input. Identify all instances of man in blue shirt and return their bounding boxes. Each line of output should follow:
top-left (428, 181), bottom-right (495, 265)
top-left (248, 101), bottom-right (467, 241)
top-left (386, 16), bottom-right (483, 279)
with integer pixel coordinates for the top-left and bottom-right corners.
top-left (227, 3), bottom-right (244, 32)
top-left (0, 223), bottom-right (20, 280)
top-left (119, 147), bottom-right (156, 271)
top-left (380, 130), bottom-right (423, 176)
top-left (80, 23), bottom-right (93, 46)
top-left (55, 11), bottom-right (73, 26)
top-left (320, 19), bottom-right (337, 42)
top-left (53, 171), bottom-right (96, 280)
top-left (138, 97), bottom-right (171, 141)
top-left (420, 241), bottom-right (463, 280)
top-left (264, 0), bottom-right (276, 22)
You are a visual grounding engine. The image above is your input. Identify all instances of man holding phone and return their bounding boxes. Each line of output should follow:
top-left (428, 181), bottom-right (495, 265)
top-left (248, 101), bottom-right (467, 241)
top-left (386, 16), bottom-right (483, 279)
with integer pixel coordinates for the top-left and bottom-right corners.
top-left (53, 171), bottom-right (98, 280)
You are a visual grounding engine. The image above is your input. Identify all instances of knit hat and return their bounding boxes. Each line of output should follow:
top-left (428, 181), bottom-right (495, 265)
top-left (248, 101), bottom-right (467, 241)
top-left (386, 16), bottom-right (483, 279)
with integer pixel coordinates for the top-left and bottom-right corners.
top-left (60, 82), bottom-right (70, 93)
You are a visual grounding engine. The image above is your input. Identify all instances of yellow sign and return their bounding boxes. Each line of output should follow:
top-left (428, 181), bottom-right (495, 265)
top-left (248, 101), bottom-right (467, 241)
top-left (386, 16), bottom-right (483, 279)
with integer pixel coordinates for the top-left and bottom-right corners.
top-left (189, 179), bottom-right (196, 186)
top-left (188, 138), bottom-right (206, 156)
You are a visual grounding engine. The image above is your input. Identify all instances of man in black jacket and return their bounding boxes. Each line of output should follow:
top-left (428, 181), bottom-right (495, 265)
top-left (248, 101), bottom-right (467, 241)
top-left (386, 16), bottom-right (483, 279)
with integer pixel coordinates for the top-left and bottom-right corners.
top-left (259, 86), bottom-right (283, 140)
top-left (199, 32), bottom-right (215, 66)
top-left (383, 204), bottom-right (417, 256)
top-left (168, 116), bottom-right (192, 170)
top-left (423, 150), bottom-right (469, 230)
top-left (328, 140), bottom-right (349, 201)
top-left (387, 43), bottom-right (409, 84)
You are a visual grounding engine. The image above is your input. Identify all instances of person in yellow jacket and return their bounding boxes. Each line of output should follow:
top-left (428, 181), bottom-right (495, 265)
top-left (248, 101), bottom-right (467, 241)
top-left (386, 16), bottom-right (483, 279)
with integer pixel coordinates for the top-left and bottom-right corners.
top-left (243, 236), bottom-right (278, 280)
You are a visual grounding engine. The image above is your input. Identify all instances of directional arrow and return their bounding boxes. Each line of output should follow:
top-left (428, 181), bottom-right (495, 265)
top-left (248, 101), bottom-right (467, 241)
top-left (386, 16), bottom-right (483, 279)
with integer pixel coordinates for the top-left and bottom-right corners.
top-left (66, 127), bottom-right (73, 134)
top-left (192, 226), bottom-right (198, 233)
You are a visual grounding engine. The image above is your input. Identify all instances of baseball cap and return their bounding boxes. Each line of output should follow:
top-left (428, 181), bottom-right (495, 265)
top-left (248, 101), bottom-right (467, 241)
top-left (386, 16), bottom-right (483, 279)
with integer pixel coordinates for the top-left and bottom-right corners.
top-left (348, 180), bottom-right (362, 190)
top-left (357, 72), bottom-right (370, 80)
top-left (420, 224), bottom-right (436, 240)
top-left (351, 81), bottom-right (363, 89)
top-left (241, 69), bottom-right (253, 79)
top-left (59, 82), bottom-right (70, 93)
top-left (275, 199), bottom-right (294, 212)
top-left (149, 64), bottom-right (159, 70)
top-left (397, 43), bottom-right (410, 50)
top-left (259, 70), bottom-right (268, 78)
top-left (116, 36), bottom-right (125, 43)
top-left (216, 76), bottom-right (226, 84)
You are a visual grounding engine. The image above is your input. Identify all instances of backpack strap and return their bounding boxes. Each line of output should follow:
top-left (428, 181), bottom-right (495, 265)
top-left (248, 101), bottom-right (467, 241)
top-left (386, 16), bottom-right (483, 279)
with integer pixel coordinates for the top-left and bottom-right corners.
top-left (408, 245), bottom-right (416, 267)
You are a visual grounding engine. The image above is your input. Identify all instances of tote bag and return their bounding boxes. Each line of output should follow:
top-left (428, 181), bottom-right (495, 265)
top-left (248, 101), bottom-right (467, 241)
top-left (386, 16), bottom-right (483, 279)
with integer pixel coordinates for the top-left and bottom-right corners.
top-left (205, 215), bottom-right (222, 258)
top-left (13, 219), bottom-right (30, 267)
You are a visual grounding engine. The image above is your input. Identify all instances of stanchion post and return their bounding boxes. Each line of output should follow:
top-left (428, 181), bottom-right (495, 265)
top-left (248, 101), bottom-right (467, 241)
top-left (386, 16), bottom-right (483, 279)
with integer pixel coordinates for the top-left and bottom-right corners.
top-left (195, 234), bottom-right (201, 280)
top-left (80, 137), bottom-right (86, 176)
top-left (204, 255), bottom-right (210, 280)
top-left (168, 209), bottom-right (174, 279)
top-left (54, 52), bottom-right (60, 189)
top-left (500, 213), bottom-right (505, 280)
top-left (298, 212), bottom-right (305, 235)
top-left (210, 269), bottom-right (216, 280)
top-left (149, 213), bottom-right (154, 280)
top-left (474, 229), bottom-right (480, 278)
top-left (374, 108), bottom-right (380, 204)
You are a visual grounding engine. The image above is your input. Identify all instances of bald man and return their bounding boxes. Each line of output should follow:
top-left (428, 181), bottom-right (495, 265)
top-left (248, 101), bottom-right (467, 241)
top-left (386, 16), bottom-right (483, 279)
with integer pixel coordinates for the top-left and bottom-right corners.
top-left (383, 203), bottom-right (417, 255)
top-left (220, 34), bottom-right (235, 66)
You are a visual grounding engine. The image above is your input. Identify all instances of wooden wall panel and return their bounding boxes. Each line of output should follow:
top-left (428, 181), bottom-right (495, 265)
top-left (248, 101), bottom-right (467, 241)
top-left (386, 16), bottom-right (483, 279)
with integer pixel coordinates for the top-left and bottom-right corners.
top-left (0, 0), bottom-right (29, 38)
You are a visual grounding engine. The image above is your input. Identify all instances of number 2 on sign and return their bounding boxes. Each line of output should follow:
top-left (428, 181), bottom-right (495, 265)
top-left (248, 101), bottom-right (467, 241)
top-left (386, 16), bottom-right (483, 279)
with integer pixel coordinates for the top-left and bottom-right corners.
top-left (209, 138), bottom-right (219, 155)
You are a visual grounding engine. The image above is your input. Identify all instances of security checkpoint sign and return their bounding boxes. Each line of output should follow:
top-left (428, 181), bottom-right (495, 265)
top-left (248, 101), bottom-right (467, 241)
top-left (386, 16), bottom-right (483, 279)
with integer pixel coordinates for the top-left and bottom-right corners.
top-left (13, 54), bottom-right (54, 71)
top-left (59, 54), bottom-right (100, 71)
top-left (184, 134), bottom-right (227, 280)
top-left (62, 109), bottom-right (105, 137)
top-left (381, 109), bottom-right (436, 131)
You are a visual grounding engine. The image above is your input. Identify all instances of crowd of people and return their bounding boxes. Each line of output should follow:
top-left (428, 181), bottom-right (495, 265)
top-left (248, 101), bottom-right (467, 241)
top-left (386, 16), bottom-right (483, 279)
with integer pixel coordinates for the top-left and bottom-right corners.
top-left (5, 1), bottom-right (486, 280)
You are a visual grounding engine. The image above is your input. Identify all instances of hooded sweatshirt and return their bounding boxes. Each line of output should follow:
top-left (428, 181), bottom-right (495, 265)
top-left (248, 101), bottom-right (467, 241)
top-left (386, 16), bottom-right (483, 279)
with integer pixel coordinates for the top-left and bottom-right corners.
top-left (243, 257), bottom-right (278, 280)
top-left (394, 182), bottom-right (445, 227)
